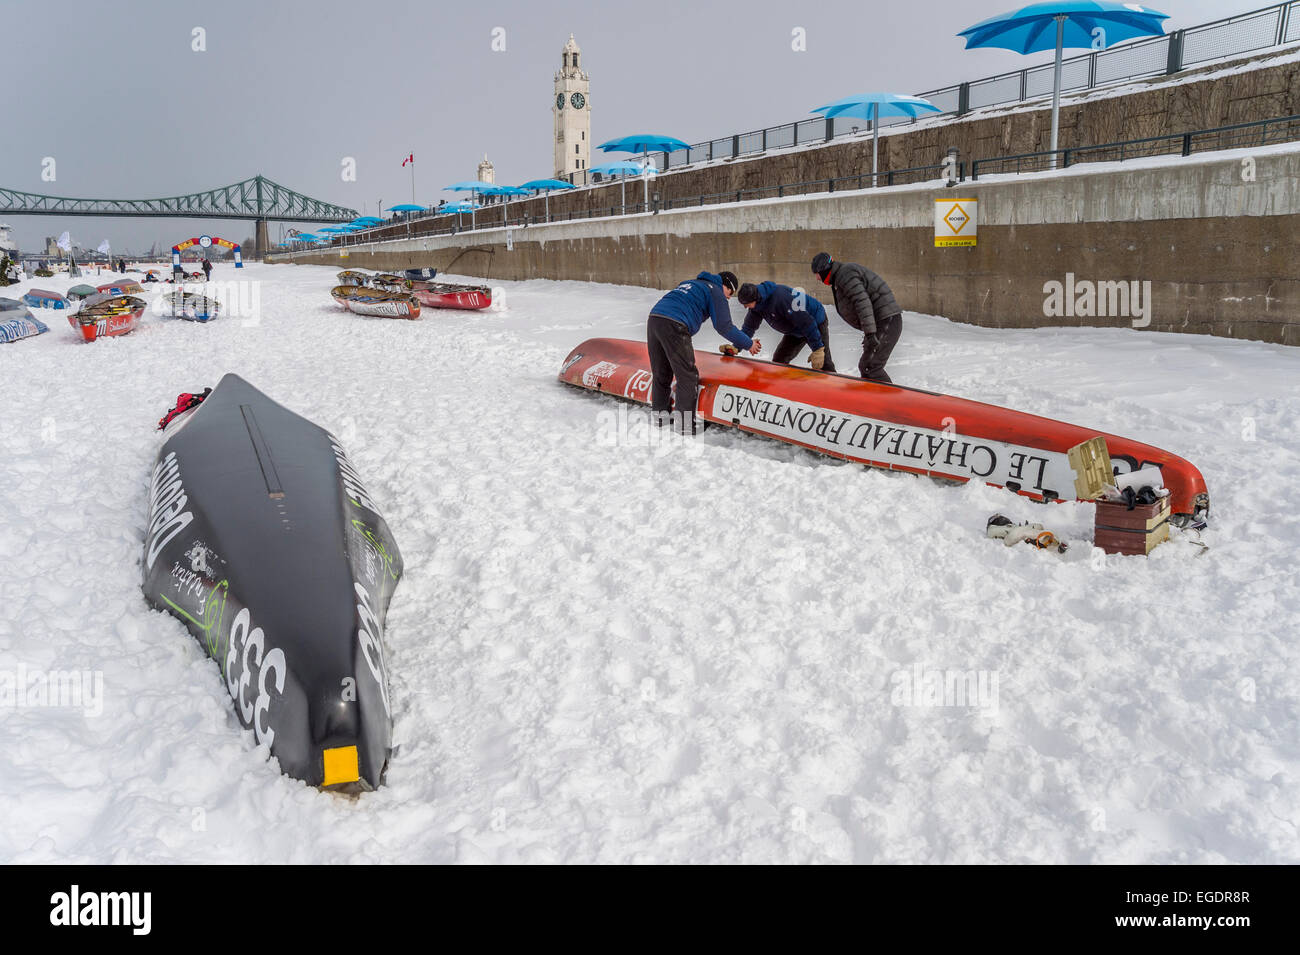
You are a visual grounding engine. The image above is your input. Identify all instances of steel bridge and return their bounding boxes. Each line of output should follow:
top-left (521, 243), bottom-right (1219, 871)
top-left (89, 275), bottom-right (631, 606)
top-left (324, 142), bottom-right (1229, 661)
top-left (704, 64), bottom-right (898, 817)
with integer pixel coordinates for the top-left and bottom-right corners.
top-left (0, 175), bottom-right (356, 222)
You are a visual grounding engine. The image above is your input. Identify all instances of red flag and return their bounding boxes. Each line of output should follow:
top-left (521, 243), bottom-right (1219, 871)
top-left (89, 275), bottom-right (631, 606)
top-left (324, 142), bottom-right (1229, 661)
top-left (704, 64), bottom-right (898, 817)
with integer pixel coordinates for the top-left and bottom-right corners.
top-left (402, 153), bottom-right (414, 167)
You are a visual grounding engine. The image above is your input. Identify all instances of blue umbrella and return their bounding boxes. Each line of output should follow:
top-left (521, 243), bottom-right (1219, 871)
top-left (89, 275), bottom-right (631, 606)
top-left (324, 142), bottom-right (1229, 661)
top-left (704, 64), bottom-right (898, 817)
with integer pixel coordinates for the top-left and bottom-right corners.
top-left (444, 182), bottom-right (494, 228)
top-left (519, 179), bottom-right (576, 191)
top-left (596, 134), bottom-right (687, 206)
top-left (810, 92), bottom-right (941, 186)
top-left (386, 203), bottom-right (425, 212)
top-left (350, 216), bottom-right (383, 226)
top-left (519, 178), bottom-right (576, 218)
top-left (959, 2), bottom-right (1169, 166)
top-left (589, 161), bottom-right (657, 213)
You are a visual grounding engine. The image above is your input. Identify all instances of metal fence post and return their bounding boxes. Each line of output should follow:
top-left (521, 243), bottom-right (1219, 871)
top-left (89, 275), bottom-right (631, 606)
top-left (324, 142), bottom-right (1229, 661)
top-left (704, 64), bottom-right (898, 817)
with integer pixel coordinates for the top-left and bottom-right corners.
top-left (1166, 30), bottom-right (1184, 74)
top-left (957, 82), bottom-right (970, 116)
top-left (825, 117), bottom-right (834, 141)
top-left (732, 134), bottom-right (740, 158)
top-left (761, 128), bottom-right (767, 151)
top-left (1088, 51), bottom-right (1098, 89)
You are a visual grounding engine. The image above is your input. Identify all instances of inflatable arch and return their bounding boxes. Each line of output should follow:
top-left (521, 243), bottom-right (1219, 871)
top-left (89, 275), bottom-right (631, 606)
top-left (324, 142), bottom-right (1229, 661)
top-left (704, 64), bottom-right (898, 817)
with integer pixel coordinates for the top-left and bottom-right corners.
top-left (172, 234), bottom-right (242, 270)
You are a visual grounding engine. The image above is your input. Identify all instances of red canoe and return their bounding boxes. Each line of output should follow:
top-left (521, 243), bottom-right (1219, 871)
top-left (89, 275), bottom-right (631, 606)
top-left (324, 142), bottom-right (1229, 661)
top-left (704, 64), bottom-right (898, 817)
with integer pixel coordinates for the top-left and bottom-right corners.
top-left (96, 279), bottom-right (144, 295)
top-left (412, 284), bottom-right (491, 311)
top-left (69, 294), bottom-right (146, 342)
top-left (558, 338), bottom-right (1210, 522)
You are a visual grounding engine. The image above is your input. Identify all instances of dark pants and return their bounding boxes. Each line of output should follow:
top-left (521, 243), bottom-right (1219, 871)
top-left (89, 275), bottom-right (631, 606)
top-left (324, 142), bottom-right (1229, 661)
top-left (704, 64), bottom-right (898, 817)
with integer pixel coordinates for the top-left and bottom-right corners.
top-left (860, 314), bottom-right (902, 383)
top-left (647, 313), bottom-right (699, 433)
top-left (772, 320), bottom-right (835, 372)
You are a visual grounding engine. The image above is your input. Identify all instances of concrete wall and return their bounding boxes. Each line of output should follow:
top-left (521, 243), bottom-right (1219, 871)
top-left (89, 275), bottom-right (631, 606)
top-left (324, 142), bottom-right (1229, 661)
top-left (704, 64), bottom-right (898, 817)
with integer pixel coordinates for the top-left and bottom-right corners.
top-left (273, 145), bottom-right (1300, 346)
top-left (322, 47), bottom-right (1300, 242)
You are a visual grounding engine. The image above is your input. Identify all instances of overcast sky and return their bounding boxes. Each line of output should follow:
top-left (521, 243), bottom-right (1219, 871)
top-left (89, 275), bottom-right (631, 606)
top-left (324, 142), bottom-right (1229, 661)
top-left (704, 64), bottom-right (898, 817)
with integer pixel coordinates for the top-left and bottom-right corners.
top-left (1, 0), bottom-right (1275, 252)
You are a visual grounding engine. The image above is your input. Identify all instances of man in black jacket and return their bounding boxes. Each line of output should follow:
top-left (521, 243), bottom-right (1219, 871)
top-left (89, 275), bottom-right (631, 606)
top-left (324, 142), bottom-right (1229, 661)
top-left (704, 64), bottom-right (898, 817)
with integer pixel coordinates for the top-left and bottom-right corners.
top-left (811, 252), bottom-right (902, 383)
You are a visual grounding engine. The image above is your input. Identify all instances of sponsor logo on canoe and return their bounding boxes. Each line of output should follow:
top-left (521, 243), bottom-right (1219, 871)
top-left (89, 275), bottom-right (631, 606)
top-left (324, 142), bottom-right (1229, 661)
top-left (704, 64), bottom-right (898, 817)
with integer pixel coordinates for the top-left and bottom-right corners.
top-left (624, 369), bottom-right (653, 399)
top-left (354, 581), bottom-right (391, 717)
top-left (329, 436), bottom-right (381, 514)
top-left (582, 361), bottom-right (619, 388)
top-left (145, 451), bottom-right (194, 570)
top-left (712, 386), bottom-right (1072, 497)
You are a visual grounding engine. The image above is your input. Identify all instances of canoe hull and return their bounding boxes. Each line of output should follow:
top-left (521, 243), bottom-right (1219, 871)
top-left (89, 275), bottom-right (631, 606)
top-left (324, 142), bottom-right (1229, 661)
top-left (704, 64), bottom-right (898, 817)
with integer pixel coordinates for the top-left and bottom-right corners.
top-left (330, 285), bottom-right (421, 319)
top-left (558, 338), bottom-right (1210, 521)
top-left (70, 295), bottom-right (145, 341)
top-left (412, 285), bottom-right (491, 311)
top-left (141, 374), bottom-right (403, 790)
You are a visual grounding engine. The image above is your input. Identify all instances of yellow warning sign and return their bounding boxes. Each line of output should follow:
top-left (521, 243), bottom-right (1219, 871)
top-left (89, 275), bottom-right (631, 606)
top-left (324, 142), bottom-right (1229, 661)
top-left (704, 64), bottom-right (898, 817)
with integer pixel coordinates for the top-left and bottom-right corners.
top-left (935, 198), bottom-right (978, 247)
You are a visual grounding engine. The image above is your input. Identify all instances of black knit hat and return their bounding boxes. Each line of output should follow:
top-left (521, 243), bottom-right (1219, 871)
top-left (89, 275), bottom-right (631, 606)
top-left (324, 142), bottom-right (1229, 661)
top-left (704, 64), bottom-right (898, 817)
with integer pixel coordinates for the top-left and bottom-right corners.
top-left (717, 270), bottom-right (739, 294)
top-left (811, 252), bottom-right (833, 279)
top-left (737, 283), bottom-right (760, 305)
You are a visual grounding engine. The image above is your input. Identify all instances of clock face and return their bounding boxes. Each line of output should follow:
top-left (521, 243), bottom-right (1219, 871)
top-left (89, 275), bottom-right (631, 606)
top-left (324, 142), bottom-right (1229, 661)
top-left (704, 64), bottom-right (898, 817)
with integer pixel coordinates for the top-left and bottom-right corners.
top-left (570, 92), bottom-right (586, 110)
top-left (556, 93), bottom-right (564, 110)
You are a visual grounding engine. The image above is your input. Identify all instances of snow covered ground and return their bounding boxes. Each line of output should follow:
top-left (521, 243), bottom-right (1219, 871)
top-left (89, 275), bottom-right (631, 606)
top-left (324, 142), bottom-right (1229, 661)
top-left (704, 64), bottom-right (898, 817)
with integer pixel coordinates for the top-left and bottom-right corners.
top-left (1, 262), bottom-right (1297, 864)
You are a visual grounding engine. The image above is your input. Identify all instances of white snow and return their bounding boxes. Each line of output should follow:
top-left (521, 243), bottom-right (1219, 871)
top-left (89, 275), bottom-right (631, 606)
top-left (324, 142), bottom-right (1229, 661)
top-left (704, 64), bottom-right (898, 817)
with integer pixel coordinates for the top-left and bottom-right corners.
top-left (1, 262), bottom-right (1297, 863)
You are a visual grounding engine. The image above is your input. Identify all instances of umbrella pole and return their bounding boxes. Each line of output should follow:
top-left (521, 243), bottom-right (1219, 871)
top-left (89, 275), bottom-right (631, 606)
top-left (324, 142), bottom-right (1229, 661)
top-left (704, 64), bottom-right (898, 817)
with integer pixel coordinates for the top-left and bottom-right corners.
top-left (1050, 14), bottom-right (1065, 170)
top-left (643, 148), bottom-right (650, 211)
top-left (872, 104), bottom-right (879, 188)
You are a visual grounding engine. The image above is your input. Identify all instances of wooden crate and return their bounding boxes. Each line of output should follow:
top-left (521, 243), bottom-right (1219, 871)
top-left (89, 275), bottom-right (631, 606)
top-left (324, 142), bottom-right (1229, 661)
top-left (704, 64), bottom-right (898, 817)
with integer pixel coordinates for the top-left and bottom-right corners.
top-left (1094, 496), bottom-right (1171, 556)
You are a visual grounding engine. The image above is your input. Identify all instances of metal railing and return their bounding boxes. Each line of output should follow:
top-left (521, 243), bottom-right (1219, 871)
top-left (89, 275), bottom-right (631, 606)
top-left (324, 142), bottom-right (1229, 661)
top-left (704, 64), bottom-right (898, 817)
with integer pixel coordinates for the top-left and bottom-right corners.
top-left (970, 113), bottom-right (1300, 177)
top-left (605, 0), bottom-right (1300, 178)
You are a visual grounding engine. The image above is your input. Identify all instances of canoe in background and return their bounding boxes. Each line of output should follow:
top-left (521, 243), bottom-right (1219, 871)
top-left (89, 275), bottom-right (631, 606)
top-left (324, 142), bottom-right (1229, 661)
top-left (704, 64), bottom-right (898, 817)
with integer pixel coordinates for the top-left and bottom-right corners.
top-left (337, 270), bottom-right (370, 286)
top-left (22, 288), bottom-right (68, 309)
top-left (0, 299), bottom-right (48, 343)
top-left (329, 284), bottom-right (421, 319)
top-left (97, 279), bottom-right (144, 295)
top-left (70, 293), bottom-right (145, 341)
top-left (412, 283), bottom-right (491, 311)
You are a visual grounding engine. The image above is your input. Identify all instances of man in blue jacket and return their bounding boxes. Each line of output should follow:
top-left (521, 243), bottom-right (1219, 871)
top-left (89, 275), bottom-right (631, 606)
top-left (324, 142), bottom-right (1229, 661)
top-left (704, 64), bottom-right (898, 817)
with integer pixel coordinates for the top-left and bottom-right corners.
top-left (737, 282), bottom-right (834, 372)
top-left (647, 270), bottom-right (759, 434)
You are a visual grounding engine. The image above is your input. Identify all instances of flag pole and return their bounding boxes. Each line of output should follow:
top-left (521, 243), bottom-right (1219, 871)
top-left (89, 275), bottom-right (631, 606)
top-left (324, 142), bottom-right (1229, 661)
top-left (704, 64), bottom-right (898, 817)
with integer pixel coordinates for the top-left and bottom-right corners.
top-left (410, 152), bottom-right (416, 206)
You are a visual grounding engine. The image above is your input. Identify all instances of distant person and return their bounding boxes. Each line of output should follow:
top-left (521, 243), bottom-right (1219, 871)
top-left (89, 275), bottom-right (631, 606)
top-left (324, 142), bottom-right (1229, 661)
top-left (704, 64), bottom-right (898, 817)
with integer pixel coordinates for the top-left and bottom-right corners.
top-left (737, 281), bottom-right (834, 372)
top-left (647, 270), bottom-right (757, 434)
top-left (811, 252), bottom-right (902, 383)
top-left (201, 258), bottom-right (212, 282)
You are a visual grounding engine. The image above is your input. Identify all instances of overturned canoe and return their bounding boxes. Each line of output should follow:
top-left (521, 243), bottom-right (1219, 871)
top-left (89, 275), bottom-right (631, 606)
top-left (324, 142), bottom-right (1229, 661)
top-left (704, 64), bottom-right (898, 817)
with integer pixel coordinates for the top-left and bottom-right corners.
top-left (22, 288), bottom-right (68, 309)
top-left (97, 279), bottom-right (144, 295)
top-left (70, 293), bottom-right (145, 342)
top-left (412, 283), bottom-right (491, 311)
top-left (66, 284), bottom-right (99, 302)
top-left (0, 302), bottom-right (48, 343)
top-left (337, 270), bottom-right (370, 286)
top-left (404, 267), bottom-right (437, 281)
top-left (163, 289), bottom-right (222, 322)
top-left (330, 284), bottom-right (421, 319)
top-left (559, 338), bottom-right (1210, 523)
top-left (141, 373), bottom-right (403, 790)
top-left (369, 273), bottom-right (413, 292)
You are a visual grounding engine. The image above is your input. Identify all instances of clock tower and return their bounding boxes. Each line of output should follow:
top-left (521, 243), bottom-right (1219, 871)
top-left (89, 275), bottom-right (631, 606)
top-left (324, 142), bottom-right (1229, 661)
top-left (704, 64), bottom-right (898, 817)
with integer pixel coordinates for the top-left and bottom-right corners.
top-left (553, 34), bottom-right (590, 183)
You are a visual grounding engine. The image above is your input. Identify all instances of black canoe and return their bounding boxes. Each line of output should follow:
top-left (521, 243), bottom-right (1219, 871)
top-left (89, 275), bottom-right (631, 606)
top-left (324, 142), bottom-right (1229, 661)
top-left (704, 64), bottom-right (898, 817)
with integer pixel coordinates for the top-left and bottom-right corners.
top-left (141, 373), bottom-right (403, 790)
